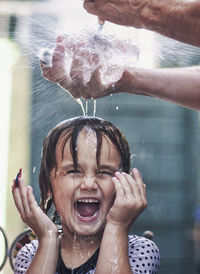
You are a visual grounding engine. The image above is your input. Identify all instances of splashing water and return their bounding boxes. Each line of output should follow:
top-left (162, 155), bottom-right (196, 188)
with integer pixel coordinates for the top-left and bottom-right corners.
top-left (32, 166), bottom-right (36, 174)
top-left (39, 29), bottom-right (139, 115)
top-left (39, 29), bottom-right (139, 85)
top-left (76, 99), bottom-right (96, 117)
top-left (63, 30), bottom-right (139, 86)
top-left (76, 98), bottom-right (86, 116)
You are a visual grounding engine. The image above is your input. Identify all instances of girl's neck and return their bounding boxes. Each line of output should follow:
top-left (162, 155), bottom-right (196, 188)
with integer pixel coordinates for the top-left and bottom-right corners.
top-left (60, 228), bottom-right (102, 268)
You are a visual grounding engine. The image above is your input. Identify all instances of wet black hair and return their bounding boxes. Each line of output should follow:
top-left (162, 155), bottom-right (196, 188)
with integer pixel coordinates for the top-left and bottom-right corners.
top-left (39, 116), bottom-right (130, 213)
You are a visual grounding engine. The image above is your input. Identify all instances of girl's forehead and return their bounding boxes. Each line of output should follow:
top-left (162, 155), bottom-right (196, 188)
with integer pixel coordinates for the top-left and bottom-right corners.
top-left (78, 128), bottom-right (97, 145)
top-left (56, 128), bottom-right (116, 157)
top-left (55, 129), bottom-right (96, 155)
top-left (58, 128), bottom-right (97, 146)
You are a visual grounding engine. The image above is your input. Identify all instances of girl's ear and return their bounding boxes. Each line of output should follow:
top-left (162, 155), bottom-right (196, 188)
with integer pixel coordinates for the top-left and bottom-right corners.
top-left (50, 167), bottom-right (57, 180)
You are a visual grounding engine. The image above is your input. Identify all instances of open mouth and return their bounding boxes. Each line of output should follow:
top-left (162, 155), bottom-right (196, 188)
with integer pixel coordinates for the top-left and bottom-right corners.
top-left (75, 198), bottom-right (101, 222)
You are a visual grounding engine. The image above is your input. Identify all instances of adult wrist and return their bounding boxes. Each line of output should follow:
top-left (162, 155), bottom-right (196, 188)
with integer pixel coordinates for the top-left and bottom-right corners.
top-left (114, 68), bottom-right (140, 94)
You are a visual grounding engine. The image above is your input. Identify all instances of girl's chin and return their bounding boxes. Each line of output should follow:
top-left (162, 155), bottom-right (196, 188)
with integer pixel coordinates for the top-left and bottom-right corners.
top-left (72, 219), bottom-right (105, 237)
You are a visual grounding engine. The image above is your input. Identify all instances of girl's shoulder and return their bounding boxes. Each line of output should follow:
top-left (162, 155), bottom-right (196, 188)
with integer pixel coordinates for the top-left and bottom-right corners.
top-left (14, 240), bottom-right (39, 273)
top-left (128, 234), bottom-right (160, 273)
top-left (129, 234), bottom-right (159, 249)
top-left (17, 239), bottom-right (39, 257)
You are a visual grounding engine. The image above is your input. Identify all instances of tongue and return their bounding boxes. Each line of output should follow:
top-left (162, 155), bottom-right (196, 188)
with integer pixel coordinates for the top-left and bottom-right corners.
top-left (77, 202), bottom-right (98, 217)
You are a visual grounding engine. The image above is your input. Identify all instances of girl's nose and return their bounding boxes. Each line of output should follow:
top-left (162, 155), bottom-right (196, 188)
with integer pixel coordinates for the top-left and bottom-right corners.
top-left (80, 176), bottom-right (98, 191)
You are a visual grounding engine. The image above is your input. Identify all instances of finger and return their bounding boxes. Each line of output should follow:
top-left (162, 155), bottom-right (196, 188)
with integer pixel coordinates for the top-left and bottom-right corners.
top-left (132, 168), bottom-right (147, 202)
top-left (27, 186), bottom-right (39, 212)
top-left (83, 1), bottom-right (97, 15)
top-left (63, 36), bottom-right (77, 52)
top-left (88, 67), bottom-right (103, 99)
top-left (121, 172), bottom-right (136, 196)
top-left (80, 86), bottom-right (91, 100)
top-left (18, 179), bottom-right (31, 216)
top-left (70, 59), bottom-right (85, 88)
top-left (112, 176), bottom-right (125, 199)
top-left (56, 35), bottom-right (65, 43)
top-left (51, 44), bottom-right (72, 87)
top-left (52, 44), bottom-right (65, 70)
top-left (89, 67), bottom-right (115, 99)
top-left (118, 172), bottom-right (141, 203)
top-left (40, 65), bottom-right (53, 79)
top-left (12, 180), bottom-right (25, 215)
top-left (67, 85), bottom-right (82, 99)
top-left (113, 171), bottom-right (133, 197)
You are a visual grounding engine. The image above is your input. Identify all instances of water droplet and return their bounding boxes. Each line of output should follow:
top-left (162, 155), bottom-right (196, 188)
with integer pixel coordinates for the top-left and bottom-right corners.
top-left (93, 99), bottom-right (96, 117)
top-left (33, 166), bottom-right (36, 174)
top-left (76, 98), bottom-right (85, 116)
top-left (130, 154), bottom-right (136, 159)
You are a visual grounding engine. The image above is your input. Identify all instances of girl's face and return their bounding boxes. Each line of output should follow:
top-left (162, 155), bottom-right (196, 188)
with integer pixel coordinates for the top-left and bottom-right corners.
top-left (50, 129), bottom-right (121, 237)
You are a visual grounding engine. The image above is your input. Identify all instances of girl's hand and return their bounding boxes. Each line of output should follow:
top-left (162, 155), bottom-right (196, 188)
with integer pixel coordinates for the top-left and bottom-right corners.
top-left (106, 168), bottom-right (147, 230)
top-left (12, 178), bottom-right (58, 242)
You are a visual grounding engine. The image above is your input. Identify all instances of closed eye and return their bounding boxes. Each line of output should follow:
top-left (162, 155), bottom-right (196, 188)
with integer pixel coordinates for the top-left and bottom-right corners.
top-left (97, 170), bottom-right (113, 176)
top-left (68, 169), bottom-right (81, 174)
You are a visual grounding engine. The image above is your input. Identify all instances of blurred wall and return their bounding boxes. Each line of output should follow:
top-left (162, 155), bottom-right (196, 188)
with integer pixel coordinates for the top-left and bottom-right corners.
top-left (0, 18), bottom-right (31, 274)
top-left (0, 1), bottom-right (200, 274)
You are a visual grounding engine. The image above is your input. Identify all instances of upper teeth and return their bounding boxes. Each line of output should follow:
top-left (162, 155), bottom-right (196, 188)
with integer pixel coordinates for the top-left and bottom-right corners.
top-left (77, 199), bottom-right (99, 203)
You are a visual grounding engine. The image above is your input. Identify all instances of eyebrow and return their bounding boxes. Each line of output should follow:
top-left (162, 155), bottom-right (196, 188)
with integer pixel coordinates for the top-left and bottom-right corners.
top-left (60, 164), bottom-right (119, 172)
top-left (97, 165), bottom-right (119, 173)
top-left (60, 163), bottom-right (76, 170)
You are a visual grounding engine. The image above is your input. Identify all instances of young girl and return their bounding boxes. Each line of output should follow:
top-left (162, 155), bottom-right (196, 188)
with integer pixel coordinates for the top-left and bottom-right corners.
top-left (12, 116), bottom-right (160, 273)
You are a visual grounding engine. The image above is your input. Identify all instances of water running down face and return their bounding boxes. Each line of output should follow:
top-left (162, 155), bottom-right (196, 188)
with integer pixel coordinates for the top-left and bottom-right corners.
top-left (50, 128), bottom-right (121, 237)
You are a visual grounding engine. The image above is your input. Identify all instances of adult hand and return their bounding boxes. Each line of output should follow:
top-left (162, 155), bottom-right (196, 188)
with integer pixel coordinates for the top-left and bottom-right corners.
top-left (40, 35), bottom-right (115, 99)
top-left (40, 36), bottom-right (74, 96)
top-left (83, 0), bottom-right (149, 27)
top-left (12, 178), bottom-right (58, 242)
top-left (107, 168), bottom-right (147, 230)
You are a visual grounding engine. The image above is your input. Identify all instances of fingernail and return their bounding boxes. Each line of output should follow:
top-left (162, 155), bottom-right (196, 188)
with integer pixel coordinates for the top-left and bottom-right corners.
top-left (15, 168), bottom-right (22, 188)
top-left (112, 177), bottom-right (118, 182)
top-left (133, 168), bottom-right (140, 176)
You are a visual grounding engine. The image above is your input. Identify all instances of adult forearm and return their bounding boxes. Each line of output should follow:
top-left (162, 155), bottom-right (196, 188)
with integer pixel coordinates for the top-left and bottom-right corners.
top-left (26, 235), bottom-right (59, 274)
top-left (95, 223), bottom-right (132, 274)
top-left (142, 0), bottom-right (200, 46)
top-left (117, 67), bottom-right (200, 110)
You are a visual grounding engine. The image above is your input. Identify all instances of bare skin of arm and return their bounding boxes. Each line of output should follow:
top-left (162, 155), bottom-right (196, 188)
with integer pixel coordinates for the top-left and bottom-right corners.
top-left (95, 168), bottom-right (147, 273)
top-left (40, 37), bottom-right (200, 111)
top-left (114, 66), bottom-right (200, 110)
top-left (12, 179), bottom-right (59, 274)
top-left (83, 0), bottom-right (200, 47)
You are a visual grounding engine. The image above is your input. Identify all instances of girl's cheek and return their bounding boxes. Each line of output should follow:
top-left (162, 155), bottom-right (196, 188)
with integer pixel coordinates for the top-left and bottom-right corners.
top-left (101, 178), bottom-right (115, 191)
top-left (54, 193), bottom-right (71, 220)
